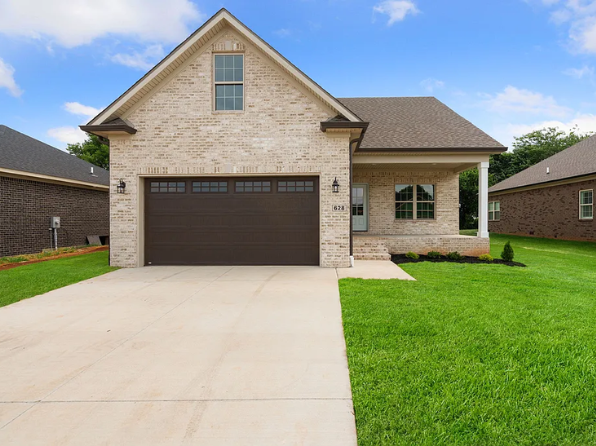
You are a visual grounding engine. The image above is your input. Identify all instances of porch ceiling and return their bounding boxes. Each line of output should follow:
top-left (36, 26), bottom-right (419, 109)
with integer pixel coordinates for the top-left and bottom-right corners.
top-left (353, 162), bottom-right (478, 172)
top-left (353, 153), bottom-right (489, 173)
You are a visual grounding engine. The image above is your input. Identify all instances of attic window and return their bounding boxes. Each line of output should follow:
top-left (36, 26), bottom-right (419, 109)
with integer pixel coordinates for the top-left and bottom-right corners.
top-left (214, 54), bottom-right (244, 111)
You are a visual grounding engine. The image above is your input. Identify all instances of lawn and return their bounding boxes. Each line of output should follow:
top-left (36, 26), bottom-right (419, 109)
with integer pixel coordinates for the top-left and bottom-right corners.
top-left (0, 251), bottom-right (117, 308)
top-left (340, 234), bottom-right (596, 445)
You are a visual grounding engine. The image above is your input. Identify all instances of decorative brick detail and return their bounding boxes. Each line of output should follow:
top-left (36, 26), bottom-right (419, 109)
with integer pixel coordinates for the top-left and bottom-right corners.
top-left (489, 179), bottom-right (595, 241)
top-left (109, 28), bottom-right (351, 268)
top-left (0, 176), bottom-right (109, 257)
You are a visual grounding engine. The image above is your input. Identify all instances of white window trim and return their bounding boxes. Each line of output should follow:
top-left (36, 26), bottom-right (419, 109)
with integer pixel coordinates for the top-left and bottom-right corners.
top-left (213, 53), bottom-right (245, 112)
top-left (395, 184), bottom-right (436, 220)
top-left (579, 189), bottom-right (593, 220)
top-left (488, 201), bottom-right (500, 221)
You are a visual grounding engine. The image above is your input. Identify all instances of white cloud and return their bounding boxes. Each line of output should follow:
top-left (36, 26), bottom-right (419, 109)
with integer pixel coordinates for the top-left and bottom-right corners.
top-left (484, 86), bottom-right (571, 117)
top-left (420, 78), bottom-right (445, 93)
top-left (273, 28), bottom-right (292, 38)
top-left (47, 126), bottom-right (87, 145)
top-left (563, 65), bottom-right (594, 78)
top-left (535, 0), bottom-right (596, 53)
top-left (110, 44), bottom-right (165, 71)
top-left (373, 0), bottom-right (419, 26)
top-left (0, 57), bottom-right (23, 97)
top-left (63, 102), bottom-right (102, 118)
top-left (0, 0), bottom-right (202, 48)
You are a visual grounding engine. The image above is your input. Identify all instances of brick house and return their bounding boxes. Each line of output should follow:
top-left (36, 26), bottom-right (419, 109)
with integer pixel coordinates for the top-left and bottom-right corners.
top-left (81, 9), bottom-right (504, 268)
top-left (489, 135), bottom-right (595, 241)
top-left (0, 126), bottom-right (109, 257)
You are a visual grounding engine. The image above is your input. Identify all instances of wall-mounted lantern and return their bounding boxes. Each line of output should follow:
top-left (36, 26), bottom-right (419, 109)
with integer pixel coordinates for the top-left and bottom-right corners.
top-left (332, 177), bottom-right (340, 193)
top-left (116, 179), bottom-right (126, 194)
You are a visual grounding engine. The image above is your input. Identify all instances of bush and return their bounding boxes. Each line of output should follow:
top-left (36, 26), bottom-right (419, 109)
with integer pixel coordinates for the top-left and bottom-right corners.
top-left (446, 251), bottom-right (464, 261)
top-left (501, 241), bottom-right (515, 262)
top-left (427, 251), bottom-right (442, 259)
top-left (479, 254), bottom-right (494, 262)
top-left (405, 251), bottom-right (419, 260)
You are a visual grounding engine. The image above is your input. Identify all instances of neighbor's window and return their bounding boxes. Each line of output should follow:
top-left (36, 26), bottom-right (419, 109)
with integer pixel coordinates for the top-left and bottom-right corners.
top-left (395, 184), bottom-right (435, 219)
top-left (579, 189), bottom-right (593, 220)
top-left (214, 54), bottom-right (244, 111)
top-left (489, 201), bottom-right (500, 221)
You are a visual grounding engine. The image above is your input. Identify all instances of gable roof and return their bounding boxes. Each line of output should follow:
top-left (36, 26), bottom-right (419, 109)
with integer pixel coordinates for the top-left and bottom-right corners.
top-left (0, 125), bottom-right (109, 187)
top-left (339, 97), bottom-right (505, 152)
top-left (85, 8), bottom-right (361, 129)
top-left (489, 134), bottom-right (596, 194)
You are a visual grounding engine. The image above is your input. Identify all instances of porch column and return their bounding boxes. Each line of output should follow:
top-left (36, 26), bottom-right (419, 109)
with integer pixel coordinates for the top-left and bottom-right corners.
top-left (477, 161), bottom-right (489, 238)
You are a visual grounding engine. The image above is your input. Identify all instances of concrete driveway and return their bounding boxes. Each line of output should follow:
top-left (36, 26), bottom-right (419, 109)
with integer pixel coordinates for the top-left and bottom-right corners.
top-left (0, 266), bottom-right (356, 445)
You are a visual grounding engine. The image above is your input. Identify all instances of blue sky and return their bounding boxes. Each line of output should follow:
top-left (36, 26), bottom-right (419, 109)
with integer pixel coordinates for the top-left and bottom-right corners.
top-left (1, 0), bottom-right (596, 150)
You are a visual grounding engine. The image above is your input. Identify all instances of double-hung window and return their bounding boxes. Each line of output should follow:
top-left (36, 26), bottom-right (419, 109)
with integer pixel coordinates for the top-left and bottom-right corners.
top-left (488, 201), bottom-right (500, 221)
top-left (214, 54), bottom-right (244, 111)
top-left (395, 184), bottom-right (435, 219)
top-left (579, 189), bottom-right (593, 220)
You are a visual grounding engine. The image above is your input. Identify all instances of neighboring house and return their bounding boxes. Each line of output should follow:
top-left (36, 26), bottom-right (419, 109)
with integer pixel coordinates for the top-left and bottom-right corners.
top-left (0, 125), bottom-right (110, 257)
top-left (81, 9), bottom-right (505, 268)
top-left (488, 135), bottom-right (595, 241)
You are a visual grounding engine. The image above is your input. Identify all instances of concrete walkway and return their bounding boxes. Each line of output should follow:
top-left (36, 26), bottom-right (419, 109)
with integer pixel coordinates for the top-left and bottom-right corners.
top-left (337, 260), bottom-right (416, 280)
top-left (0, 266), bottom-right (357, 445)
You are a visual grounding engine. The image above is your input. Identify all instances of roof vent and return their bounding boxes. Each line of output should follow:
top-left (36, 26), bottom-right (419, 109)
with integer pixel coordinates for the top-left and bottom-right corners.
top-left (546, 167), bottom-right (550, 174)
top-left (90, 167), bottom-right (94, 174)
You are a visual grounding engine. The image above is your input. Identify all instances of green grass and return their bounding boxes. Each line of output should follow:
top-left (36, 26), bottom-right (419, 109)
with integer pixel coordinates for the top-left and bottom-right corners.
top-left (340, 234), bottom-right (596, 445)
top-left (0, 251), bottom-right (117, 308)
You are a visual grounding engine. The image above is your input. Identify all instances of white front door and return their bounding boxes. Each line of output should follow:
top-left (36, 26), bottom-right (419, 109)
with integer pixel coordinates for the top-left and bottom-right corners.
top-left (352, 184), bottom-right (368, 232)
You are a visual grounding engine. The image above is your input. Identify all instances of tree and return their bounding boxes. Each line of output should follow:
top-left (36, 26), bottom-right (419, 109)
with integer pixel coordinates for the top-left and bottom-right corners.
top-left (67, 134), bottom-right (109, 170)
top-left (459, 127), bottom-right (593, 229)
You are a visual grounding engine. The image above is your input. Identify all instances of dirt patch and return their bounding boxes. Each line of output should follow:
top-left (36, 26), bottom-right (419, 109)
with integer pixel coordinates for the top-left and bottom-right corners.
top-left (392, 254), bottom-right (526, 267)
top-left (0, 246), bottom-right (109, 272)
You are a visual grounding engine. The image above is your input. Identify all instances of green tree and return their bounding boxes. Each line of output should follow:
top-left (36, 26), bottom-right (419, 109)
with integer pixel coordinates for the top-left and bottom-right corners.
top-left (66, 134), bottom-right (109, 170)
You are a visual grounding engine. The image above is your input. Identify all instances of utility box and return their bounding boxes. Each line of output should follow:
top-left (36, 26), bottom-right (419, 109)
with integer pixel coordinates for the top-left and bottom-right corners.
top-left (50, 217), bottom-right (61, 229)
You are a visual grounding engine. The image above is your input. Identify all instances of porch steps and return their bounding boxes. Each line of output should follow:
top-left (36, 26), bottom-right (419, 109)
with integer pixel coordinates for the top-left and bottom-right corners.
top-left (353, 237), bottom-right (391, 261)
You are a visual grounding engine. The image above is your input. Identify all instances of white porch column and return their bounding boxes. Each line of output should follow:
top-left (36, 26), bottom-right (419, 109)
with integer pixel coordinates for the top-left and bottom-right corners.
top-left (477, 161), bottom-right (489, 238)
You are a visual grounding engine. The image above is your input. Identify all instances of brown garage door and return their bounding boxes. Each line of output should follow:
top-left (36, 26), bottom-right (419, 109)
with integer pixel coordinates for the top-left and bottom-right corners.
top-left (144, 177), bottom-right (319, 266)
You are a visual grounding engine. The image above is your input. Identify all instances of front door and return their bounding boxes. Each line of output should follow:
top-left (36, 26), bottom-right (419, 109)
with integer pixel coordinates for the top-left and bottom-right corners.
top-left (352, 184), bottom-right (368, 231)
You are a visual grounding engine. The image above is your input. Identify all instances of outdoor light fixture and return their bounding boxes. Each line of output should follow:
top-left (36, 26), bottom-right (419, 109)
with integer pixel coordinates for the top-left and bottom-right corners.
top-left (117, 179), bottom-right (126, 194)
top-left (332, 177), bottom-right (339, 193)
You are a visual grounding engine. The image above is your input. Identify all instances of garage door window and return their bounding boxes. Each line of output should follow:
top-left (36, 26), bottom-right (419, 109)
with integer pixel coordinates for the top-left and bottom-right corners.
top-left (150, 182), bottom-right (186, 193)
top-left (193, 181), bottom-right (228, 193)
top-left (278, 181), bottom-right (314, 192)
top-left (235, 181), bottom-right (271, 193)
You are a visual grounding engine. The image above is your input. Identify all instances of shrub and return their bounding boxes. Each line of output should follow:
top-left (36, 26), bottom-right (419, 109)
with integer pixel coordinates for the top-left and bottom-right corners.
top-left (446, 251), bottom-right (463, 261)
top-left (479, 254), bottom-right (494, 262)
top-left (427, 251), bottom-right (442, 259)
top-left (501, 241), bottom-right (515, 262)
top-left (405, 251), bottom-right (419, 260)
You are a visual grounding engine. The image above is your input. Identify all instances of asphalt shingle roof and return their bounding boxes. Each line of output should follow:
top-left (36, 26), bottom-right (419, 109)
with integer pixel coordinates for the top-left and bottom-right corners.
top-left (338, 97), bottom-right (505, 150)
top-left (489, 134), bottom-right (596, 193)
top-left (0, 125), bottom-right (109, 186)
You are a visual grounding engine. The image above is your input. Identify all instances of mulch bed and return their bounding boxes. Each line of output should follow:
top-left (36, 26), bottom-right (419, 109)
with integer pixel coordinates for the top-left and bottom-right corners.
top-left (0, 246), bottom-right (109, 272)
top-left (392, 254), bottom-right (526, 267)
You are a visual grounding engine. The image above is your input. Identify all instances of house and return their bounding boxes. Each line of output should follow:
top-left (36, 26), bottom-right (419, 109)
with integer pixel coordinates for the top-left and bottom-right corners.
top-left (488, 134), bottom-right (595, 241)
top-left (0, 125), bottom-right (109, 257)
top-left (80, 9), bottom-right (505, 268)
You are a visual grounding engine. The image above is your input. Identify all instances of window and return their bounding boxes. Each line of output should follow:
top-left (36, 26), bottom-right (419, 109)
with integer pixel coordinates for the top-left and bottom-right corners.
top-left (235, 181), bottom-right (271, 193)
top-left (278, 181), bottom-right (315, 193)
top-left (580, 189), bottom-right (593, 220)
top-left (489, 201), bottom-right (500, 221)
top-left (192, 181), bottom-right (228, 193)
top-left (214, 54), bottom-right (243, 111)
top-left (150, 181), bottom-right (185, 193)
top-left (395, 184), bottom-right (435, 219)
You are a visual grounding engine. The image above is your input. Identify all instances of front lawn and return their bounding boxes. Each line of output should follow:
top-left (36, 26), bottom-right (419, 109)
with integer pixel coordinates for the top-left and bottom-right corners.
top-left (340, 234), bottom-right (596, 445)
top-left (0, 251), bottom-right (117, 308)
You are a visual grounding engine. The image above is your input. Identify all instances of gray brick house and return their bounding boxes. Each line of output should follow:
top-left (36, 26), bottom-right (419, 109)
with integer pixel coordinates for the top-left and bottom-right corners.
top-left (81, 9), bottom-right (504, 268)
top-left (0, 126), bottom-right (109, 257)
top-left (489, 134), bottom-right (595, 241)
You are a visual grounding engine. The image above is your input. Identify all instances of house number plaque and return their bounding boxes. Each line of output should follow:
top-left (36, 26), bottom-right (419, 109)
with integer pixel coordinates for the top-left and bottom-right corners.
top-left (333, 205), bottom-right (346, 211)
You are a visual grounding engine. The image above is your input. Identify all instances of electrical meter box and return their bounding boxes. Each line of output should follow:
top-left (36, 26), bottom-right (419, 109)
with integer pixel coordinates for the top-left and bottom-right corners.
top-left (50, 217), bottom-right (61, 229)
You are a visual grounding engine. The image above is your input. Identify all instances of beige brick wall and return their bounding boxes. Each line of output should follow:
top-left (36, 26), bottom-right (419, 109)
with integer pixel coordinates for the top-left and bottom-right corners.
top-left (354, 235), bottom-right (490, 256)
top-left (353, 169), bottom-right (460, 235)
top-left (108, 29), bottom-right (351, 268)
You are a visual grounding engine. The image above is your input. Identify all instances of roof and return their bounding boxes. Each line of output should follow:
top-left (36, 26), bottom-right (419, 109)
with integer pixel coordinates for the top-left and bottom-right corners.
top-left (86, 8), bottom-right (361, 129)
top-left (338, 97), bottom-right (506, 152)
top-left (0, 125), bottom-right (109, 187)
top-left (489, 134), bottom-right (596, 194)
